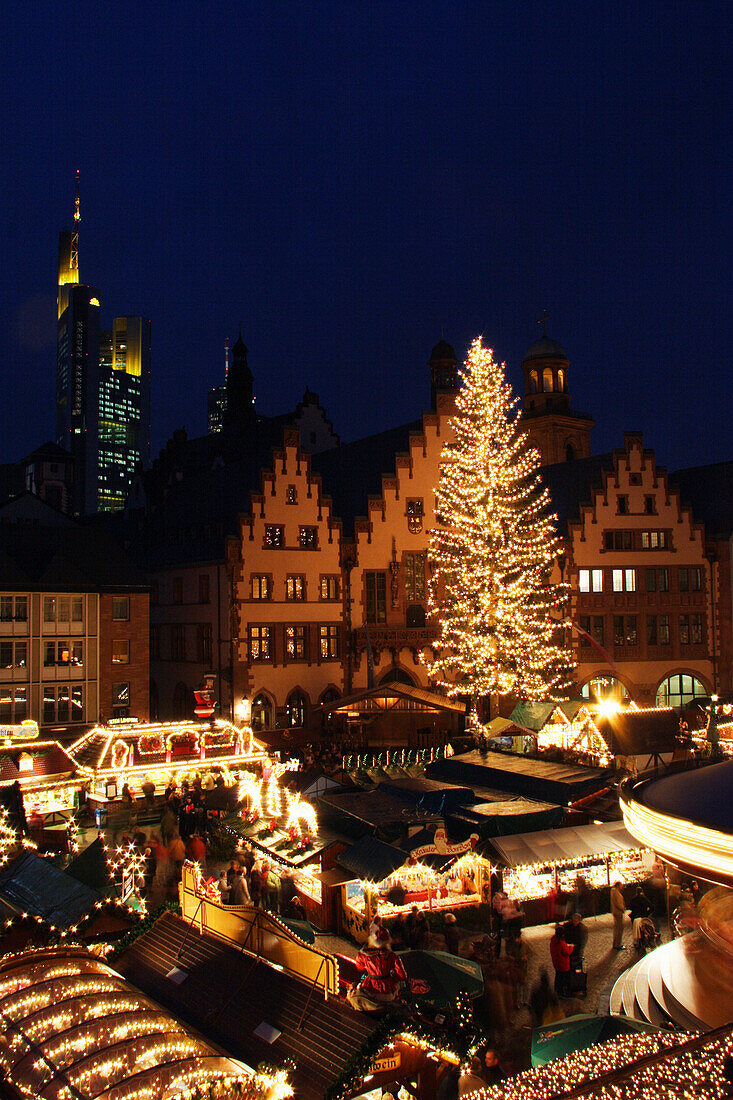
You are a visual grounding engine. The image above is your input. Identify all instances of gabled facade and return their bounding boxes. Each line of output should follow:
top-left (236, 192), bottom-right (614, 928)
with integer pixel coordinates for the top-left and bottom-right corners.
top-left (568, 432), bottom-right (714, 707)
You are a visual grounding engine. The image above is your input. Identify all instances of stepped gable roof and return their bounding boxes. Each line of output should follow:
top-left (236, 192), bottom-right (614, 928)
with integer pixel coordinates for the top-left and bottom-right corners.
top-left (0, 522), bottom-right (147, 591)
top-left (670, 461), bottom-right (733, 537)
top-left (22, 440), bottom-right (74, 462)
top-left (538, 452), bottom-right (615, 530)
top-left (0, 850), bottom-right (100, 928)
top-left (310, 419), bottom-right (423, 535)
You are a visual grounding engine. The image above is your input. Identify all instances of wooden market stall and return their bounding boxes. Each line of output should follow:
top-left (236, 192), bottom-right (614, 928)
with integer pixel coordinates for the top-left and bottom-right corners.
top-left (490, 819), bottom-right (653, 924)
top-left (324, 683), bottom-right (466, 747)
top-left (0, 721), bottom-right (87, 829)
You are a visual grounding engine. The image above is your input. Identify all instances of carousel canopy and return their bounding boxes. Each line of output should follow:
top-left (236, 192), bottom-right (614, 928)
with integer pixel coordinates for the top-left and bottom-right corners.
top-left (0, 945), bottom-right (265, 1100)
top-left (490, 820), bottom-right (642, 870)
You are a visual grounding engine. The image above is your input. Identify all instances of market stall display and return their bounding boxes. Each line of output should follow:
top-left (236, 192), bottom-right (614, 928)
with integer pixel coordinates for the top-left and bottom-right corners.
top-left (0, 737), bottom-right (86, 821)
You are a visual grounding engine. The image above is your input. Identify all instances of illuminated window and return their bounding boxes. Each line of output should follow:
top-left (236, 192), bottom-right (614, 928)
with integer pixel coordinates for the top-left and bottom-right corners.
top-left (542, 367), bottom-right (553, 392)
top-left (249, 625), bottom-right (271, 661)
top-left (287, 690), bottom-right (307, 727)
top-left (112, 639), bottom-right (130, 664)
top-left (251, 574), bottom-right (271, 600)
top-left (286, 485), bottom-right (297, 504)
top-left (299, 526), bottom-right (317, 549)
top-left (320, 576), bottom-right (339, 600)
top-left (656, 674), bottom-right (706, 708)
top-left (286, 575), bottom-right (306, 600)
top-left (404, 553), bottom-right (426, 602)
top-left (286, 625), bottom-right (306, 660)
top-left (578, 568), bottom-right (603, 593)
top-left (264, 525), bottom-right (284, 548)
top-left (319, 624), bottom-right (340, 659)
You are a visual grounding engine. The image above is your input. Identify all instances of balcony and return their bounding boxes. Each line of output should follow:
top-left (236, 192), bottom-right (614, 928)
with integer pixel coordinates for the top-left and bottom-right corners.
top-left (353, 624), bottom-right (439, 654)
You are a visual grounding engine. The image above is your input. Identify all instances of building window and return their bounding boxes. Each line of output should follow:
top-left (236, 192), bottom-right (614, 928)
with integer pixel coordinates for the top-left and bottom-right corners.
top-left (691, 566), bottom-right (702, 591)
top-left (57, 597), bottom-right (70, 622)
top-left (286, 485), bottom-right (297, 504)
top-left (150, 625), bottom-right (161, 660)
top-left (578, 568), bottom-right (603, 593)
top-left (647, 615), bottom-right (657, 646)
top-left (617, 495), bottom-right (628, 515)
top-left (172, 578), bottom-right (183, 604)
top-left (286, 625), bottom-right (306, 660)
top-left (112, 596), bottom-right (130, 620)
top-left (286, 575), bottom-right (306, 601)
top-left (647, 567), bottom-right (669, 593)
top-left (614, 615), bottom-right (637, 647)
top-left (0, 686), bottom-right (27, 723)
top-left (197, 624), bottom-right (213, 665)
top-left (298, 526), bottom-right (317, 549)
top-left (251, 694), bottom-right (273, 731)
top-left (365, 572), bottom-right (387, 623)
top-left (264, 525), bottom-right (284, 548)
top-left (319, 624), bottom-right (340, 659)
top-left (658, 614), bottom-right (670, 645)
top-left (112, 639), bottom-right (130, 664)
top-left (579, 615), bottom-right (591, 646)
top-left (320, 576), bottom-right (339, 600)
top-left (1, 596), bottom-right (28, 622)
top-left (612, 568), bottom-right (636, 593)
top-left (41, 684), bottom-right (83, 725)
top-left (43, 597), bottom-right (56, 622)
top-left (72, 596), bottom-right (83, 621)
top-left (171, 625), bottom-right (186, 661)
top-left (641, 531), bottom-right (668, 550)
top-left (644, 495), bottom-right (656, 514)
top-left (287, 690), bottom-right (308, 728)
top-left (679, 614), bottom-right (690, 645)
top-left (249, 625), bottom-right (271, 661)
top-left (691, 613), bottom-right (703, 645)
top-left (591, 616), bottom-right (604, 646)
top-left (656, 674), bottom-right (706, 709)
top-left (112, 682), bottom-right (130, 717)
top-left (604, 531), bottom-right (633, 551)
top-left (199, 574), bottom-right (210, 604)
top-left (251, 575), bottom-right (271, 600)
top-left (404, 552), bottom-right (426, 603)
top-left (407, 499), bottom-right (424, 532)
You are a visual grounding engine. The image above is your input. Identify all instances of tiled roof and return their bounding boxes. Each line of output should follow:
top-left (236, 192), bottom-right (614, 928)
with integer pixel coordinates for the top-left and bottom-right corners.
top-left (0, 742), bottom-right (80, 786)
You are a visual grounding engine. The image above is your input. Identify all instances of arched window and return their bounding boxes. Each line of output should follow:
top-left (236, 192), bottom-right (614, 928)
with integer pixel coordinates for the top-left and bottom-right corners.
top-left (251, 693), bottom-right (273, 731)
top-left (656, 674), bottom-right (707, 709)
top-left (565, 443), bottom-right (576, 462)
top-left (406, 604), bottom-right (426, 627)
top-left (287, 690), bottom-right (308, 728)
top-left (320, 687), bottom-right (340, 706)
top-left (557, 368), bottom-right (566, 392)
top-left (150, 680), bottom-right (159, 722)
top-left (580, 676), bottom-right (629, 704)
top-left (543, 367), bottom-right (554, 392)
top-left (378, 667), bottom-right (416, 686)
top-left (172, 682), bottom-right (189, 720)
top-left (530, 371), bottom-right (539, 394)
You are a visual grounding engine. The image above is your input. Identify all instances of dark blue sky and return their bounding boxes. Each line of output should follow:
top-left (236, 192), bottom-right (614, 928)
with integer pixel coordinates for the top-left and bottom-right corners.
top-left (2, 1), bottom-right (731, 471)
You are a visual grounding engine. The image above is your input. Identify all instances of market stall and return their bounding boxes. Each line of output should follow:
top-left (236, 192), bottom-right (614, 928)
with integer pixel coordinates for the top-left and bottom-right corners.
top-left (490, 820), bottom-right (653, 924)
top-left (0, 731), bottom-right (87, 824)
top-left (69, 719), bottom-right (269, 809)
top-left (335, 834), bottom-right (492, 942)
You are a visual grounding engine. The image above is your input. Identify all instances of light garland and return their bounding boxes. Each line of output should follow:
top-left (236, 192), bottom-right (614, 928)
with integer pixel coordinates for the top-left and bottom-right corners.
top-left (422, 337), bottom-right (574, 714)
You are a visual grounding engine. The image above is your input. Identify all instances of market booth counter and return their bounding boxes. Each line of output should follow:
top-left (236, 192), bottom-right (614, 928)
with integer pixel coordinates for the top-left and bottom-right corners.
top-left (333, 833), bottom-right (493, 943)
top-left (490, 819), bottom-right (653, 924)
top-left (70, 718), bottom-right (269, 816)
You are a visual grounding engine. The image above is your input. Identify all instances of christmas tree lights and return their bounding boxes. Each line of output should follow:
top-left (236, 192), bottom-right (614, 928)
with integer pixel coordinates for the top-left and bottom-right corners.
top-left (424, 337), bottom-right (574, 716)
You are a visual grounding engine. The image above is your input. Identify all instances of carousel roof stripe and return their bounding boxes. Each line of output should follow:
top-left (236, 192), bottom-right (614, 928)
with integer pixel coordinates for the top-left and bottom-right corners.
top-left (0, 946), bottom-right (264, 1100)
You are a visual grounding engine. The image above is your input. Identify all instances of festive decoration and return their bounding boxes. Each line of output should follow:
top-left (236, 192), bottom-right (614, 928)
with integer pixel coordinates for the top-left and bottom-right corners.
top-left (423, 337), bottom-right (574, 715)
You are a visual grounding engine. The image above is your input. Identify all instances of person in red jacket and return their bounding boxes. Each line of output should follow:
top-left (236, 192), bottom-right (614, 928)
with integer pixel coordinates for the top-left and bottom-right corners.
top-left (347, 943), bottom-right (407, 1012)
top-left (549, 924), bottom-right (573, 998)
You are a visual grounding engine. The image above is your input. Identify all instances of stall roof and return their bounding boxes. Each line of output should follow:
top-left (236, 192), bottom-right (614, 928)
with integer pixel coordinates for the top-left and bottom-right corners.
top-left (69, 720), bottom-right (267, 774)
top-left (319, 786), bottom-right (443, 835)
top-left (510, 700), bottom-right (587, 731)
top-left (427, 750), bottom-right (609, 804)
top-left (485, 717), bottom-right (536, 738)
top-left (65, 837), bottom-right (118, 896)
top-left (490, 820), bottom-right (643, 869)
top-left (337, 836), bottom-right (409, 882)
top-left (0, 740), bottom-right (81, 786)
top-left (0, 850), bottom-right (101, 928)
top-left (325, 682), bottom-right (466, 714)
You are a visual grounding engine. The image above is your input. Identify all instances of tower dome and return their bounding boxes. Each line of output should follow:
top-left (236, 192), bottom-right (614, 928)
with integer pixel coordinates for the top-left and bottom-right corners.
top-left (429, 339), bottom-right (458, 407)
top-left (522, 336), bottom-right (568, 363)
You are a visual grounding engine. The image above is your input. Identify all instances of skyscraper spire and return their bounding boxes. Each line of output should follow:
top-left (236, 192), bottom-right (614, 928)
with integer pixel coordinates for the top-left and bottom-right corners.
top-left (70, 169), bottom-right (80, 277)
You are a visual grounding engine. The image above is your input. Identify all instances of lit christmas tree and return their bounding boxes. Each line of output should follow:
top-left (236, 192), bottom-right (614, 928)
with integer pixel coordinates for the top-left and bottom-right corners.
top-left (424, 336), bottom-right (573, 719)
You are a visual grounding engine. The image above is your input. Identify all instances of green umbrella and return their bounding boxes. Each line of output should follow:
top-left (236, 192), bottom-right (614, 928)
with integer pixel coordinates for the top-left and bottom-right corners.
top-left (278, 916), bottom-right (316, 944)
top-left (401, 950), bottom-right (484, 1008)
top-left (531, 1014), bottom-right (663, 1067)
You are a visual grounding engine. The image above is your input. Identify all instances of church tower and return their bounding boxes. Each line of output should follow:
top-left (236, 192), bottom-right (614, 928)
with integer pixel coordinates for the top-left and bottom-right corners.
top-left (520, 319), bottom-right (593, 465)
top-left (429, 339), bottom-right (459, 408)
top-left (224, 332), bottom-right (255, 426)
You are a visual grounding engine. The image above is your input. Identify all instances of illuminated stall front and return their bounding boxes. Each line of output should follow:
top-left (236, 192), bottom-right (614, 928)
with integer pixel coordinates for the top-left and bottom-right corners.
top-left (70, 719), bottom-right (269, 805)
top-left (0, 721), bottom-right (88, 821)
top-left (491, 820), bottom-right (652, 918)
top-left (335, 834), bottom-right (492, 942)
top-left (533, 704), bottom-right (613, 766)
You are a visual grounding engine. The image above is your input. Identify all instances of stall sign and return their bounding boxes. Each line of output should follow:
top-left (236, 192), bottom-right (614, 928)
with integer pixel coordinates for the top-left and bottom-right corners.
top-left (0, 720), bottom-right (40, 742)
top-left (105, 780), bottom-right (118, 800)
top-left (409, 828), bottom-right (479, 860)
top-left (372, 1051), bottom-right (401, 1074)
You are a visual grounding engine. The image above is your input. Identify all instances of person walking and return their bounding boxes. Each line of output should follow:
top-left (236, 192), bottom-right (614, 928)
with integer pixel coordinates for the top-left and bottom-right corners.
top-left (549, 924), bottom-right (573, 998)
top-left (443, 913), bottom-right (460, 955)
top-left (611, 880), bottom-right (626, 950)
top-left (230, 866), bottom-right (251, 906)
top-left (168, 832), bottom-right (186, 884)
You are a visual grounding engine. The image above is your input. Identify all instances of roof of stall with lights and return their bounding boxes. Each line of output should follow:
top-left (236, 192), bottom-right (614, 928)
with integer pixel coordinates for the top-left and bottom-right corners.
top-left (0, 740), bottom-right (81, 786)
top-left (0, 945), bottom-right (271, 1100)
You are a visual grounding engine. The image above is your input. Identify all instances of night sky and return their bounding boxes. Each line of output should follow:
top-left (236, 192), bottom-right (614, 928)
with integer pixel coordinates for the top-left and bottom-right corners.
top-left (2, 1), bottom-right (731, 473)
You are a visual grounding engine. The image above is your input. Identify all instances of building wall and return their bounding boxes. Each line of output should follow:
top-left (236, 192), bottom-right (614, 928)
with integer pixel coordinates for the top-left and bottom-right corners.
top-left (99, 592), bottom-right (149, 722)
top-left (568, 433), bottom-right (714, 706)
top-left (149, 562), bottom-right (231, 722)
top-left (228, 433), bottom-right (345, 729)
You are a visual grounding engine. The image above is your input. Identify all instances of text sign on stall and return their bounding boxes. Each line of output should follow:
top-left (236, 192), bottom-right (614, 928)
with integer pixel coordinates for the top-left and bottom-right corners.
top-left (409, 827), bottom-right (479, 861)
top-left (372, 1051), bottom-right (402, 1074)
top-left (0, 720), bottom-right (39, 742)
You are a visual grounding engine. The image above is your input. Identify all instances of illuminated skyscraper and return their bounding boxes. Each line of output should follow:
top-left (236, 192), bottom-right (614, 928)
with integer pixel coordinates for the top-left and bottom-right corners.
top-left (55, 178), bottom-right (150, 514)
